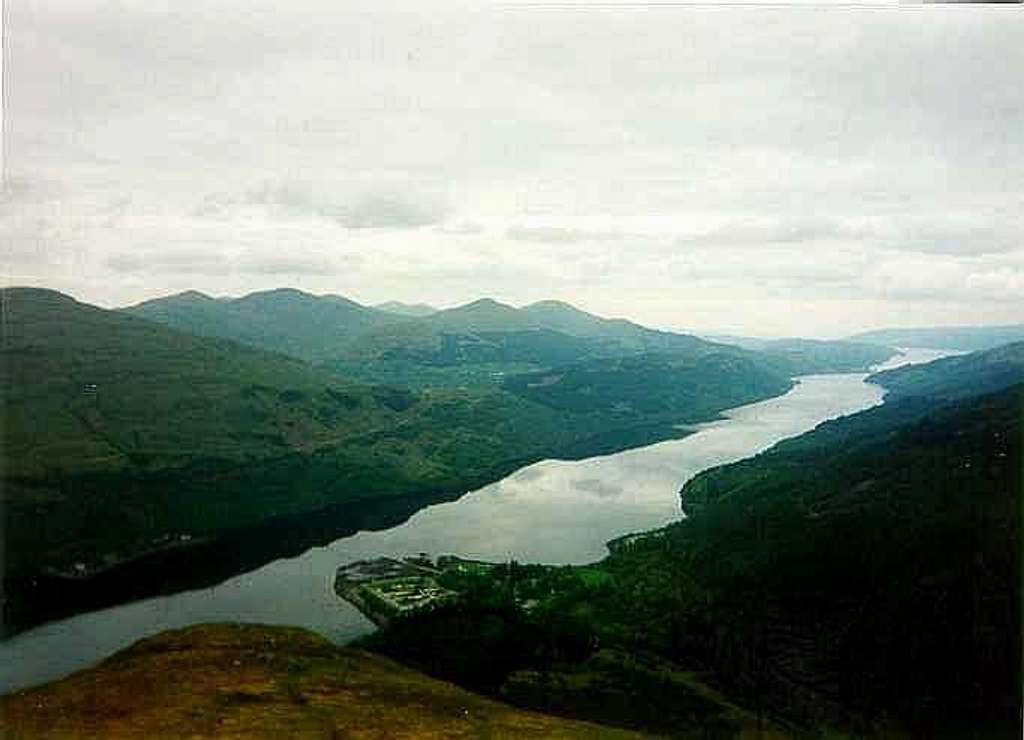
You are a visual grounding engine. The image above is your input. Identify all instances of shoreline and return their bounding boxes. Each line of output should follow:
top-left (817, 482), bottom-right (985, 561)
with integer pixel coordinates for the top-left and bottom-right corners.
top-left (1, 367), bottom-right (892, 696)
top-left (0, 413), bottom-right (710, 641)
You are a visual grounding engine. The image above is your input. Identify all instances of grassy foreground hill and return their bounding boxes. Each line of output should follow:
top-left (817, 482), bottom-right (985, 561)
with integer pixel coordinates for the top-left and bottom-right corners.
top-left (0, 287), bottom-right (796, 635)
top-left (0, 624), bottom-right (641, 739)
top-left (360, 354), bottom-right (1022, 736)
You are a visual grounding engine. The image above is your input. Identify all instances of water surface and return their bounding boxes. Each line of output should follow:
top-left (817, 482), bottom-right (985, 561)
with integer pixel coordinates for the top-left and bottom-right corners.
top-left (0, 348), bottom-right (950, 693)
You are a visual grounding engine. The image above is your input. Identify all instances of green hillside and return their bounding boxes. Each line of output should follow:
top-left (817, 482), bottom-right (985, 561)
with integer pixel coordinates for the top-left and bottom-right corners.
top-left (124, 287), bottom-right (403, 363)
top-left (125, 291), bottom-right (723, 388)
top-left (0, 624), bottom-right (640, 739)
top-left (850, 324), bottom-right (1024, 351)
top-left (867, 340), bottom-right (1024, 401)
top-left (670, 383), bottom-right (1022, 734)
top-left (505, 352), bottom-right (792, 419)
top-left (1, 288), bottom-right (798, 636)
top-left (706, 336), bottom-right (897, 374)
top-left (333, 300), bottom-right (894, 390)
top-left (124, 289), bottom-right (883, 392)
top-left (327, 297), bottom-right (727, 388)
top-left (0, 289), bottom-right (572, 631)
top-left (362, 360), bottom-right (1022, 736)
top-left (1, 288), bottom-right (409, 479)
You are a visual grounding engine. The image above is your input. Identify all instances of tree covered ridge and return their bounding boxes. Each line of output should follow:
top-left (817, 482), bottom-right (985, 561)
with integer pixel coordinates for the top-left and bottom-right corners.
top-left (668, 381), bottom-right (1022, 733)
top-left (867, 340), bottom-right (1024, 402)
top-left (363, 382), bottom-right (1022, 736)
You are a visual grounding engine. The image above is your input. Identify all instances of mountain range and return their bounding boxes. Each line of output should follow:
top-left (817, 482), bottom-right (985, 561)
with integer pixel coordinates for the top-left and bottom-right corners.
top-left (850, 323), bottom-right (1024, 352)
top-left (124, 290), bottom-right (712, 367)
top-left (2, 286), bottom-right (816, 635)
top-left (125, 289), bottom-right (895, 389)
top-left (3, 285), bottom-right (1021, 735)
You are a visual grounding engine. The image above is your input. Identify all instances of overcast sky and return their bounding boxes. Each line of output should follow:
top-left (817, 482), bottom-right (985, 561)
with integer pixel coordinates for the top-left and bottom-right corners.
top-left (3, 0), bottom-right (1022, 337)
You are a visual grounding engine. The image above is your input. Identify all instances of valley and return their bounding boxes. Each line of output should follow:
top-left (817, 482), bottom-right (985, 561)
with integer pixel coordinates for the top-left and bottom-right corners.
top-left (1, 286), bottom-right (1018, 738)
top-left (7, 6), bottom-right (1021, 736)
top-left (1, 287), bottom-right (892, 638)
top-left (356, 344), bottom-right (1023, 736)
top-left (0, 343), bottom-right (919, 696)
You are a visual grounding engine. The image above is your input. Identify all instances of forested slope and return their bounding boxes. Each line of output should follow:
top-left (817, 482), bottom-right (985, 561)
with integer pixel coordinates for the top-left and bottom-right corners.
top-left (362, 351), bottom-right (1022, 736)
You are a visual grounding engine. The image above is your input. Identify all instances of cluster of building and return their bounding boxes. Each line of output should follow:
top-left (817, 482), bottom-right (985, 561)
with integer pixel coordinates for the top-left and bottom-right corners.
top-left (334, 556), bottom-right (457, 624)
top-left (367, 576), bottom-right (457, 615)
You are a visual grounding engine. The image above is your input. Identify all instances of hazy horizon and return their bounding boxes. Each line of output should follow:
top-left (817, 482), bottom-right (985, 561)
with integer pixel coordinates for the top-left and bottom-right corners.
top-left (3, 1), bottom-right (1022, 337)
top-left (9, 282), bottom-right (1024, 342)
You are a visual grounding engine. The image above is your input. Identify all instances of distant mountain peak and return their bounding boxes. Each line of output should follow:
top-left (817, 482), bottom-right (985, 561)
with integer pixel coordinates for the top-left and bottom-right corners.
top-left (462, 297), bottom-right (511, 309)
top-left (122, 289), bottom-right (215, 311)
top-left (1, 286), bottom-right (79, 303)
top-left (524, 299), bottom-right (581, 312)
top-left (433, 297), bottom-right (520, 318)
top-left (373, 301), bottom-right (438, 318)
top-left (233, 288), bottom-right (368, 311)
top-left (174, 289), bottom-right (215, 302)
top-left (237, 287), bottom-right (318, 301)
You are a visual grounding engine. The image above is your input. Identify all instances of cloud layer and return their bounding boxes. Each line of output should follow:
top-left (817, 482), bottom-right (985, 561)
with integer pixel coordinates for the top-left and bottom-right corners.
top-left (3, 1), bottom-right (1022, 336)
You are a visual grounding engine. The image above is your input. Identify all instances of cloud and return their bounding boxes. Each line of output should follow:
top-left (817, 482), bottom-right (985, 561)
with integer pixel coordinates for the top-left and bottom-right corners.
top-left (242, 181), bottom-right (445, 229)
top-left (340, 193), bottom-right (443, 229)
top-left (4, 1), bottom-right (1022, 334)
top-left (673, 219), bottom-right (862, 248)
top-left (862, 254), bottom-right (1024, 303)
top-left (435, 221), bottom-right (485, 235)
top-left (894, 221), bottom-right (1022, 257)
top-left (105, 247), bottom-right (362, 277)
top-left (671, 215), bottom-right (1023, 258)
top-left (236, 253), bottom-right (363, 276)
top-left (506, 226), bottom-right (631, 244)
top-left (105, 249), bottom-right (231, 275)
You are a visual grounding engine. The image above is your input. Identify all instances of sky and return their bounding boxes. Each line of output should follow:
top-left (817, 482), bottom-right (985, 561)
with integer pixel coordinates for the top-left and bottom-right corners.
top-left (2, 0), bottom-right (1022, 338)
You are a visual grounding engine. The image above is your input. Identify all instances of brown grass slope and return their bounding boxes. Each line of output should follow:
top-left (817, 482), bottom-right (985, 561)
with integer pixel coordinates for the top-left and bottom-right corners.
top-left (0, 624), bottom-right (644, 739)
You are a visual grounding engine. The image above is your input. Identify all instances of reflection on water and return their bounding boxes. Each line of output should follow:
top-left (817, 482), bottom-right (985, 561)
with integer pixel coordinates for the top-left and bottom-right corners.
top-left (0, 348), bottom-right (952, 694)
top-left (571, 478), bottom-right (625, 499)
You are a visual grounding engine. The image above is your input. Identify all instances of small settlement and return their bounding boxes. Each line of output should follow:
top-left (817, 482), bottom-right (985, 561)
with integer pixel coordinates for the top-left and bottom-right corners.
top-left (334, 556), bottom-right (458, 627)
top-left (334, 554), bottom-right (585, 627)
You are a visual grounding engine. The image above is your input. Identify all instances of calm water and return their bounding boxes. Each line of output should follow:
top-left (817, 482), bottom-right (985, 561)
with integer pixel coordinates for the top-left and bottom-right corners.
top-left (0, 348), bottom-right (953, 694)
